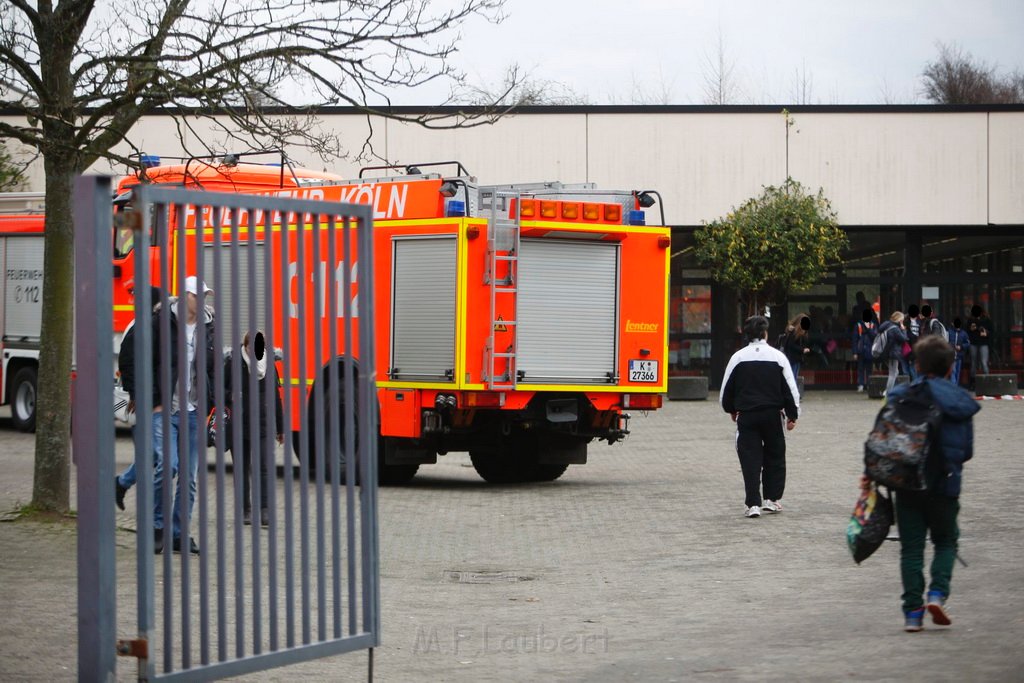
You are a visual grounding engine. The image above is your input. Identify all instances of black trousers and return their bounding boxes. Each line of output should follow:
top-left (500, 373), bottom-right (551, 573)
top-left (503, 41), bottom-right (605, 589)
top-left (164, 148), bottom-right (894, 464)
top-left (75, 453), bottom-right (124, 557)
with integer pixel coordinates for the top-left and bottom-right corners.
top-left (735, 409), bottom-right (787, 507)
top-left (231, 439), bottom-right (269, 513)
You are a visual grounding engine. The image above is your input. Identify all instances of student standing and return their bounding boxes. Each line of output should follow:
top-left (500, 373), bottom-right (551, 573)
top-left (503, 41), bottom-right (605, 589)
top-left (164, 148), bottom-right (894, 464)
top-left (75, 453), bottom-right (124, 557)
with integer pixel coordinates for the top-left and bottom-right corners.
top-left (966, 305), bottom-right (993, 382)
top-left (720, 316), bottom-right (800, 518)
top-left (225, 330), bottom-right (284, 526)
top-left (851, 308), bottom-right (878, 392)
top-left (782, 313), bottom-right (812, 379)
top-left (947, 319), bottom-right (970, 387)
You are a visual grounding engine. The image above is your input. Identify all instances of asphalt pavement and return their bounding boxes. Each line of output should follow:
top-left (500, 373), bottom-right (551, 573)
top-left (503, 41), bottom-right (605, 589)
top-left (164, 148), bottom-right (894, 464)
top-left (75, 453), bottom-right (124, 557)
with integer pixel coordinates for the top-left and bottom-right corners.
top-left (1, 391), bottom-right (1022, 682)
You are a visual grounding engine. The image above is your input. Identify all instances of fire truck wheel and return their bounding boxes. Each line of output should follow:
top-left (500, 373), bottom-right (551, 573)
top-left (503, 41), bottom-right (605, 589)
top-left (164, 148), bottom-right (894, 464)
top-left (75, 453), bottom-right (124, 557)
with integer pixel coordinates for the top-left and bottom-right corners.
top-left (469, 448), bottom-right (532, 484)
top-left (11, 366), bottom-right (38, 433)
top-left (529, 463), bottom-right (569, 482)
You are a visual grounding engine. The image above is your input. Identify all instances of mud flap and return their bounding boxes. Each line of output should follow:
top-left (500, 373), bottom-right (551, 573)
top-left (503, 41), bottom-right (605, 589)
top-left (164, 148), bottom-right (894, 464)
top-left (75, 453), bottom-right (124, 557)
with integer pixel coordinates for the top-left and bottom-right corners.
top-left (384, 437), bottom-right (438, 465)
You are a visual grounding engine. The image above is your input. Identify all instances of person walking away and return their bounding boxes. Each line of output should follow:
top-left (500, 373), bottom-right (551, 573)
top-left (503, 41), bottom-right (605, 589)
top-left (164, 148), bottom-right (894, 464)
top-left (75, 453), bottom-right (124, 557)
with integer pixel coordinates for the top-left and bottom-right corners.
top-left (904, 304), bottom-right (921, 380)
top-left (919, 304), bottom-right (946, 339)
top-left (877, 311), bottom-right (908, 396)
top-left (966, 305), bottom-right (993, 384)
top-left (851, 308), bottom-right (877, 392)
top-left (150, 276), bottom-right (217, 554)
top-left (114, 286), bottom-right (164, 511)
top-left (720, 315), bottom-right (800, 518)
top-left (947, 318), bottom-right (970, 387)
top-left (225, 330), bottom-right (284, 526)
top-left (782, 313), bottom-right (812, 379)
top-left (863, 335), bottom-right (980, 632)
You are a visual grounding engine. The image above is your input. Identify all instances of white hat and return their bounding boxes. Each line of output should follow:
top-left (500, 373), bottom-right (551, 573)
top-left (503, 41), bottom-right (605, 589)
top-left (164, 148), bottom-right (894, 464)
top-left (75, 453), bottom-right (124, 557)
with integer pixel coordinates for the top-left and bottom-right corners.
top-left (184, 275), bottom-right (212, 296)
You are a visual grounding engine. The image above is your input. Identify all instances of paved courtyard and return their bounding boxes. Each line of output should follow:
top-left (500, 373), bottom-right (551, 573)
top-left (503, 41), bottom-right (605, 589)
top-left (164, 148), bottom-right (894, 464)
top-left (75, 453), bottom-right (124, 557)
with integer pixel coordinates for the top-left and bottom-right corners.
top-left (1, 391), bottom-right (1022, 681)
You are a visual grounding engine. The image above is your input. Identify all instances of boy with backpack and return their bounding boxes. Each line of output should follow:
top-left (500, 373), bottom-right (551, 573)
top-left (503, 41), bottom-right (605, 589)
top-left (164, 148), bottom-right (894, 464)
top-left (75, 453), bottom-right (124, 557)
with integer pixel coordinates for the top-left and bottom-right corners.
top-left (863, 335), bottom-right (980, 632)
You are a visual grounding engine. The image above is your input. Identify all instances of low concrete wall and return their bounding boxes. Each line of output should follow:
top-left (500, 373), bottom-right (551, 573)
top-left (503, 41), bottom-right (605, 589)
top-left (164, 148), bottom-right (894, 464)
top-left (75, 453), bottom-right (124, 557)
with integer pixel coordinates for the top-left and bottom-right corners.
top-left (974, 374), bottom-right (1019, 396)
top-left (668, 376), bottom-right (709, 401)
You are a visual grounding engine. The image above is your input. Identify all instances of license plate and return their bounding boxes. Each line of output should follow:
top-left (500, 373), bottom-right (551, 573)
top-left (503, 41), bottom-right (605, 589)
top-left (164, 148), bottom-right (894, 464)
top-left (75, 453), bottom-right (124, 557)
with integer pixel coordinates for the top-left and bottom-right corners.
top-left (628, 359), bottom-right (658, 383)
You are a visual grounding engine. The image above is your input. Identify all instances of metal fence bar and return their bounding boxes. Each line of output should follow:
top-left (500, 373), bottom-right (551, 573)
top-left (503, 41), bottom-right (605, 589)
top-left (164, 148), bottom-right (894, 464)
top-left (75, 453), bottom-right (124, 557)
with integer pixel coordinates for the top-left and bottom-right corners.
top-left (194, 201), bottom-right (211, 666)
top-left (133, 185), bottom-right (157, 683)
top-left (295, 211), bottom-right (312, 646)
top-left (74, 175), bottom-right (117, 680)
top-left (228, 204), bottom-right (245, 660)
top-left (262, 203), bottom-right (280, 652)
top-left (158, 200), bottom-right (174, 674)
top-left (311, 214), bottom-right (327, 642)
top-left (173, 199), bottom-right (192, 671)
top-left (278, 207), bottom-right (296, 650)
top-left (210, 205), bottom-right (228, 664)
top-left (326, 214), bottom-right (342, 639)
top-left (342, 215), bottom-right (358, 636)
top-left (357, 208), bottom-right (381, 643)
top-left (245, 204), bottom-right (263, 655)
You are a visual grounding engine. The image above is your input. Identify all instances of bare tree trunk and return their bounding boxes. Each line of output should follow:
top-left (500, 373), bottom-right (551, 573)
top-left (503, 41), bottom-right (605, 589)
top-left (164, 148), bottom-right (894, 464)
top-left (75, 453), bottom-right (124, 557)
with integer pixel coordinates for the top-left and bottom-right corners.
top-left (32, 153), bottom-right (75, 513)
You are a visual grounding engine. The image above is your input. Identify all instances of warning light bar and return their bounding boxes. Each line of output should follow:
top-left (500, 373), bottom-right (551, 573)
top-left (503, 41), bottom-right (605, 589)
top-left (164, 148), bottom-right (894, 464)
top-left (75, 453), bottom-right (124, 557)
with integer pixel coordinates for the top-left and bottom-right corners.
top-left (511, 198), bottom-right (627, 225)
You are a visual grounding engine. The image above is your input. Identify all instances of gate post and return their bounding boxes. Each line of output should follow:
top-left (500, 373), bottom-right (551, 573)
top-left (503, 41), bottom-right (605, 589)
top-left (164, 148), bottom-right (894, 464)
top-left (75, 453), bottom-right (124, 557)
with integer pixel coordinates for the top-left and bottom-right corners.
top-left (74, 175), bottom-right (117, 680)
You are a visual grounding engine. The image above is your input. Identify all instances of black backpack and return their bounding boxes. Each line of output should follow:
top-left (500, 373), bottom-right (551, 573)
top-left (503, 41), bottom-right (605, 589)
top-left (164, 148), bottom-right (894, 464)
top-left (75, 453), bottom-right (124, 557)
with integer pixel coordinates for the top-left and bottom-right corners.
top-left (864, 383), bottom-right (943, 491)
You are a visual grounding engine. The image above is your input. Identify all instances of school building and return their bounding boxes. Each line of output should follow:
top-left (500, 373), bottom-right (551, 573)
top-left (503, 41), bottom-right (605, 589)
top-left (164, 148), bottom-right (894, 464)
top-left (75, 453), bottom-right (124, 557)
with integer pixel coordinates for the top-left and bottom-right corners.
top-left (6, 103), bottom-right (1024, 388)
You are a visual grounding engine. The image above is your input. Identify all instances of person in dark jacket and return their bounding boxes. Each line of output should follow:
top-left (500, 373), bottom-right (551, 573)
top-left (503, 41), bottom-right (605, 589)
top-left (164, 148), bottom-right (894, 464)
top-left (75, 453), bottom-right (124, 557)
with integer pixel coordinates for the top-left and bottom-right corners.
top-left (782, 313), bottom-right (811, 379)
top-left (851, 308), bottom-right (878, 392)
top-left (114, 286), bottom-right (163, 511)
top-left (151, 276), bottom-right (217, 554)
top-left (966, 304), bottom-right (993, 382)
top-left (720, 315), bottom-right (800, 518)
top-left (225, 330), bottom-right (284, 527)
top-left (947, 318), bottom-right (970, 387)
top-left (864, 334), bottom-right (980, 632)
top-left (877, 311), bottom-right (908, 396)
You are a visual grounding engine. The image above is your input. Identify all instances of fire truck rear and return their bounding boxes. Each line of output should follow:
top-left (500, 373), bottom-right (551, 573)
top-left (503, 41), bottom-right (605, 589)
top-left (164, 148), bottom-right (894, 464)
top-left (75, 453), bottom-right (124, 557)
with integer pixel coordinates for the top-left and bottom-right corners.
top-left (116, 157), bottom-right (670, 484)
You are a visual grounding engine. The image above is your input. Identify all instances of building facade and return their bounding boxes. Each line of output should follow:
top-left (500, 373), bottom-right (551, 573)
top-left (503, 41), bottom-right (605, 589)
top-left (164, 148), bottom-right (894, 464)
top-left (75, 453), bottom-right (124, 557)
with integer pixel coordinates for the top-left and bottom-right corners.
top-left (4, 104), bottom-right (1023, 388)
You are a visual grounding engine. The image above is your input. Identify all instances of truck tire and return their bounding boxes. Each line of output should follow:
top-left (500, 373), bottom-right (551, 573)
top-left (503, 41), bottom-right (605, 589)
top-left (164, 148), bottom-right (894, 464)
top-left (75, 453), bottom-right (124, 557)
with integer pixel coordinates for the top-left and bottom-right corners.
top-left (469, 448), bottom-right (527, 484)
top-left (10, 366), bottom-right (38, 433)
top-left (529, 463), bottom-right (569, 482)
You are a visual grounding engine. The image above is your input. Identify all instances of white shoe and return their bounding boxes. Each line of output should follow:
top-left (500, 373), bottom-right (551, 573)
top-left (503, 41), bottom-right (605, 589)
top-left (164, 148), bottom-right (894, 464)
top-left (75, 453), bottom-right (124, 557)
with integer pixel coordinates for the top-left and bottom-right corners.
top-left (744, 505), bottom-right (761, 518)
top-left (762, 499), bottom-right (783, 513)
top-left (857, 385), bottom-right (864, 392)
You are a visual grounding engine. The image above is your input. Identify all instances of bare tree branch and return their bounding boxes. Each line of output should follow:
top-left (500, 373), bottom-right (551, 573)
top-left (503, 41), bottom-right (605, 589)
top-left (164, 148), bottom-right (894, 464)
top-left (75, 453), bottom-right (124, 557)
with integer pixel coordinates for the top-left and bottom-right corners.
top-left (700, 29), bottom-right (742, 105)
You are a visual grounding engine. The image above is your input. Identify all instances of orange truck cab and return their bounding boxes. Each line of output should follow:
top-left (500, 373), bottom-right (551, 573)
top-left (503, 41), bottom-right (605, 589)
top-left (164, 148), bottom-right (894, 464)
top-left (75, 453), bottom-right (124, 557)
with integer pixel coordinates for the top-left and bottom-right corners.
top-left (113, 156), bottom-right (670, 484)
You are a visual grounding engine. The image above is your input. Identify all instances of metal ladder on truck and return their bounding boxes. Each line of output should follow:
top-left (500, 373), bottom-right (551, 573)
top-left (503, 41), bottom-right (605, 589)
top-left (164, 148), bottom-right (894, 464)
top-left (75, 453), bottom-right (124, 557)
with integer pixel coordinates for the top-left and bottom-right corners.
top-left (481, 189), bottom-right (522, 390)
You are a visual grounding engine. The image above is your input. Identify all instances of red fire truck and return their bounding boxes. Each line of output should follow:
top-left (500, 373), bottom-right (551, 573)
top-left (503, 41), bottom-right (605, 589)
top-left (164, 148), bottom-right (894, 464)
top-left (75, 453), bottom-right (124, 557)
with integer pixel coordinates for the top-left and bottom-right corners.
top-left (118, 155), bottom-right (671, 483)
top-left (0, 196), bottom-right (45, 431)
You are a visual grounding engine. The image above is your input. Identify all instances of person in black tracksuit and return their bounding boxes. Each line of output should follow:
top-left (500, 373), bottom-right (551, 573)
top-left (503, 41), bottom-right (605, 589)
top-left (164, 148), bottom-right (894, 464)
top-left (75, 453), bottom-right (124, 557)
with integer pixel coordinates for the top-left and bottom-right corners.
top-left (224, 330), bottom-right (284, 527)
top-left (720, 316), bottom-right (801, 517)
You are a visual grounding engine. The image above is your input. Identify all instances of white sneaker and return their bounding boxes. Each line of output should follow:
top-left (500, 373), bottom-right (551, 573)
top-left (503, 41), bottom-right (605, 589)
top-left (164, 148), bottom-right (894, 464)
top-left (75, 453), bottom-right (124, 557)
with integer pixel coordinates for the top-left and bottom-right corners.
top-left (744, 505), bottom-right (761, 518)
top-left (857, 385), bottom-right (864, 392)
top-left (762, 499), bottom-right (783, 513)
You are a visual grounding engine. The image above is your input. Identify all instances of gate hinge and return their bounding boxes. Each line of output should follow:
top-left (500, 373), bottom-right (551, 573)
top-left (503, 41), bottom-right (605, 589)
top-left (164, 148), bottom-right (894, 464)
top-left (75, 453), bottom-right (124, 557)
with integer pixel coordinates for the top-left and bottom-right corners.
top-left (117, 638), bottom-right (149, 659)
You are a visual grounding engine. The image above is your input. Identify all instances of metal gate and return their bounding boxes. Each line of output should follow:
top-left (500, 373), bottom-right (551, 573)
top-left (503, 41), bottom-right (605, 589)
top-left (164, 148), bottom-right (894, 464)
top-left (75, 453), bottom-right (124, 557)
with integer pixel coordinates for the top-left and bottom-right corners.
top-left (74, 176), bottom-right (380, 681)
